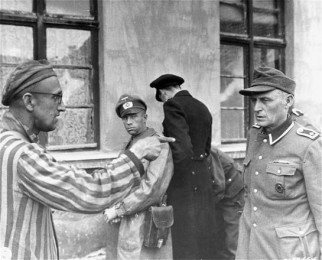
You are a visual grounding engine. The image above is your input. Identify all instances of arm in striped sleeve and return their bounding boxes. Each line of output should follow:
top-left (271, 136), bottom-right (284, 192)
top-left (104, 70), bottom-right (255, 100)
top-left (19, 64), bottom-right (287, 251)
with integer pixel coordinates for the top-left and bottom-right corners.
top-left (17, 143), bottom-right (142, 213)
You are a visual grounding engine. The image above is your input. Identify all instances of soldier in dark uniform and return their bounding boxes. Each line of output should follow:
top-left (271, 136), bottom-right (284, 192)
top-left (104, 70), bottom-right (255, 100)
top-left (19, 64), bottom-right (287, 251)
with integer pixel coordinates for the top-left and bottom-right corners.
top-left (150, 74), bottom-right (218, 259)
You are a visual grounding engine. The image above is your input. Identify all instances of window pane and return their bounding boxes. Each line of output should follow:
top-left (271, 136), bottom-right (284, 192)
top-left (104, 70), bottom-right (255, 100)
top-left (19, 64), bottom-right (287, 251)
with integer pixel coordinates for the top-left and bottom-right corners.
top-left (0, 0), bottom-right (32, 12)
top-left (253, 47), bottom-right (281, 68)
top-left (55, 69), bottom-right (92, 106)
top-left (253, 0), bottom-right (275, 9)
top-left (220, 1), bottom-right (246, 34)
top-left (47, 29), bottom-right (91, 66)
top-left (221, 78), bottom-right (244, 107)
top-left (46, 0), bottom-right (90, 16)
top-left (221, 109), bottom-right (245, 140)
top-left (0, 25), bottom-right (33, 63)
top-left (48, 108), bottom-right (94, 146)
top-left (221, 45), bottom-right (244, 76)
top-left (253, 12), bottom-right (278, 37)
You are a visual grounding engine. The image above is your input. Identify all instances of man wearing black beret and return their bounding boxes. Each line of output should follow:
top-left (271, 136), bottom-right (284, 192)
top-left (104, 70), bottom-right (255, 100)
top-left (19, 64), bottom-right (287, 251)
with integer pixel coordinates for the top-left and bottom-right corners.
top-left (236, 67), bottom-right (322, 259)
top-left (150, 74), bottom-right (218, 259)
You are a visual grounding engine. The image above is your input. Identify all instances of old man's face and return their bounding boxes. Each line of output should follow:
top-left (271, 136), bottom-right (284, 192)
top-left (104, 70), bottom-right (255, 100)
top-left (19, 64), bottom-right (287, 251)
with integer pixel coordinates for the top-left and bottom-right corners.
top-left (250, 89), bottom-right (293, 132)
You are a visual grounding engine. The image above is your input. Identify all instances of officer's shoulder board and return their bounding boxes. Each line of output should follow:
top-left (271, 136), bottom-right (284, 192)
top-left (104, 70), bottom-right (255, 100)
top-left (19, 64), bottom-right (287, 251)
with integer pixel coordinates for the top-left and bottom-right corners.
top-left (292, 108), bottom-right (304, 117)
top-left (252, 123), bottom-right (261, 129)
top-left (297, 127), bottom-right (320, 140)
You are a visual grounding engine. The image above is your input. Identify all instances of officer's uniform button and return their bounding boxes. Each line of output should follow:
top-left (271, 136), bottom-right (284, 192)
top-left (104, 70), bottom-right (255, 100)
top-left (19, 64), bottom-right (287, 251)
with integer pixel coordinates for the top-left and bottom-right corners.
top-left (263, 139), bottom-right (267, 143)
top-left (200, 154), bottom-right (204, 158)
top-left (254, 189), bottom-right (258, 193)
top-left (277, 169), bottom-right (281, 174)
top-left (228, 178), bottom-right (232, 182)
top-left (253, 206), bottom-right (257, 211)
top-left (192, 171), bottom-right (195, 175)
top-left (253, 223), bottom-right (257, 228)
top-left (193, 186), bottom-right (198, 191)
top-left (255, 171), bottom-right (259, 176)
top-left (259, 156), bottom-right (263, 160)
top-left (275, 183), bottom-right (284, 193)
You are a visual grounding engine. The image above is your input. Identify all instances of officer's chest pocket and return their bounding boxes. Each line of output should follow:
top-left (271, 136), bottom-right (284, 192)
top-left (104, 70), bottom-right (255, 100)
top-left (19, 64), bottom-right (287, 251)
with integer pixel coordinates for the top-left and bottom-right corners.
top-left (265, 162), bottom-right (297, 199)
top-left (275, 222), bottom-right (320, 259)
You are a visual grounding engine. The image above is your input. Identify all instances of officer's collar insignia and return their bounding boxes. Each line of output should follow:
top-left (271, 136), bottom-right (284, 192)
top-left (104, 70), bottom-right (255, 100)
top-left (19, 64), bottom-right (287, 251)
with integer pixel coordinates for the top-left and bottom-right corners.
top-left (297, 127), bottom-right (319, 140)
top-left (252, 124), bottom-right (261, 129)
top-left (268, 121), bottom-right (294, 145)
top-left (292, 108), bottom-right (304, 117)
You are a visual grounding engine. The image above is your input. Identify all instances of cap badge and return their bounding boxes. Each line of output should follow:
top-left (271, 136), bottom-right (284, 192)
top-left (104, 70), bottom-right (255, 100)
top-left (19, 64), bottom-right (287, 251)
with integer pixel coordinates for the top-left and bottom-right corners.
top-left (123, 101), bottom-right (133, 109)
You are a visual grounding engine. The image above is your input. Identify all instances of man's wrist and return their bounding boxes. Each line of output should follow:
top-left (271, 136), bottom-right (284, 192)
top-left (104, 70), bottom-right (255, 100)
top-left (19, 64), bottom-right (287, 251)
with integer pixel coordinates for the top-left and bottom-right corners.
top-left (115, 202), bottom-right (126, 217)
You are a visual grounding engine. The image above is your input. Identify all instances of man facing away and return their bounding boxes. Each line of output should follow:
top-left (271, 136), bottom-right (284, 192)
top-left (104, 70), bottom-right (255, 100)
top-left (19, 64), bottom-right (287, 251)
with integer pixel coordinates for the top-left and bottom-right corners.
top-left (0, 60), bottom-right (173, 259)
top-left (150, 74), bottom-right (219, 259)
top-left (103, 94), bottom-right (174, 260)
top-left (237, 67), bottom-right (322, 259)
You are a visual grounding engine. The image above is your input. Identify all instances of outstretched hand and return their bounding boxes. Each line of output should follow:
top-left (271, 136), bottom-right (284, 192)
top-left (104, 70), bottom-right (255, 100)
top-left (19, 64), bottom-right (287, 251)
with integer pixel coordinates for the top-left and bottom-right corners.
top-left (157, 136), bottom-right (176, 143)
top-left (130, 136), bottom-right (175, 161)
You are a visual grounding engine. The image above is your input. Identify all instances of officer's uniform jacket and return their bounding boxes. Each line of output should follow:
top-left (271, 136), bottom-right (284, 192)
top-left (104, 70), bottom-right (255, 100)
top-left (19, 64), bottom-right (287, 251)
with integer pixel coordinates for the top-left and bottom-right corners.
top-left (236, 117), bottom-right (322, 260)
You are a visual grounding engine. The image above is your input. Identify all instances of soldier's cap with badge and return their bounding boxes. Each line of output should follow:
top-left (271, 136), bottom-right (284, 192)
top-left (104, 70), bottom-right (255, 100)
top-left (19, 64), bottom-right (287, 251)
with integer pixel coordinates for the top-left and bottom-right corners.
top-left (150, 74), bottom-right (184, 102)
top-left (115, 94), bottom-right (147, 118)
top-left (2, 60), bottom-right (57, 106)
top-left (239, 67), bottom-right (296, 96)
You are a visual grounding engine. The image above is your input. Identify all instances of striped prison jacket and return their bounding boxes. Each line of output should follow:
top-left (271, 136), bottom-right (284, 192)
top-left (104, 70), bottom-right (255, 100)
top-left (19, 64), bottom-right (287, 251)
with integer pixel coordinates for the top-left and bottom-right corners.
top-left (0, 112), bottom-right (142, 259)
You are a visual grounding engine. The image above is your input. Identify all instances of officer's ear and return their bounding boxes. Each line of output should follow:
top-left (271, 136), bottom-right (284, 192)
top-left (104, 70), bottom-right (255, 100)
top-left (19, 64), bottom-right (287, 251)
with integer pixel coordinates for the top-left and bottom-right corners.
top-left (285, 94), bottom-right (294, 108)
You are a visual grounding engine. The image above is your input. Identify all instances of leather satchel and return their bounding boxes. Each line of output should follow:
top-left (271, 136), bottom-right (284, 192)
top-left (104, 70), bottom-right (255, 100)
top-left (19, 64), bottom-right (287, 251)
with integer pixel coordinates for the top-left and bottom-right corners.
top-left (143, 205), bottom-right (174, 248)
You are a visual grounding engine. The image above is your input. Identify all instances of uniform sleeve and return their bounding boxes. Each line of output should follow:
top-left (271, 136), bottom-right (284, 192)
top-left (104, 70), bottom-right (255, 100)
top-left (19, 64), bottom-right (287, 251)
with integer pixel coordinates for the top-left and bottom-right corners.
top-left (17, 143), bottom-right (142, 213)
top-left (116, 143), bottom-right (174, 216)
top-left (163, 100), bottom-right (193, 164)
top-left (303, 138), bottom-right (322, 252)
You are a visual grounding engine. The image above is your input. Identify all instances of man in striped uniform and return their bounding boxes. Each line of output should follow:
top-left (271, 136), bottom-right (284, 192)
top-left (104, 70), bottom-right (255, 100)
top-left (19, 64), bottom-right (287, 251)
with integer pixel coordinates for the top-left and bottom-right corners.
top-left (0, 60), bottom-right (173, 259)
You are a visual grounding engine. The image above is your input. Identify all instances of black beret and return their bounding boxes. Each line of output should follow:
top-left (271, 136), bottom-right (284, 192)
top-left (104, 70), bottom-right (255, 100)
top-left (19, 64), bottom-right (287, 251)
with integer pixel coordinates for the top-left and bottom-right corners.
top-left (239, 67), bottom-right (295, 96)
top-left (115, 94), bottom-right (147, 118)
top-left (150, 74), bottom-right (184, 101)
top-left (2, 60), bottom-right (57, 106)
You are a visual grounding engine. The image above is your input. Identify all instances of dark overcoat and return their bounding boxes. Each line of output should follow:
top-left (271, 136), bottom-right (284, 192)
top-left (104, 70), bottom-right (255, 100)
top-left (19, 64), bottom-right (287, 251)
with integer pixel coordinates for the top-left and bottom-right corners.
top-left (162, 90), bottom-right (218, 259)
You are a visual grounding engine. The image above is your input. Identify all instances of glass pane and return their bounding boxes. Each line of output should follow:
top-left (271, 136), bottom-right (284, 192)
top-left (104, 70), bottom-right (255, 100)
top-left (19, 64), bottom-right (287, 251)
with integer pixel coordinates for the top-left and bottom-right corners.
top-left (54, 69), bottom-right (92, 106)
top-left (0, 0), bottom-right (32, 12)
top-left (253, 47), bottom-right (281, 68)
top-left (46, 0), bottom-right (90, 16)
top-left (0, 67), bottom-right (16, 105)
top-left (0, 25), bottom-right (33, 63)
top-left (221, 109), bottom-right (245, 139)
top-left (47, 28), bottom-right (91, 66)
top-left (220, 2), bottom-right (246, 34)
top-left (253, 12), bottom-right (278, 37)
top-left (220, 45), bottom-right (244, 76)
top-left (48, 108), bottom-right (94, 145)
top-left (253, 0), bottom-right (275, 9)
top-left (220, 78), bottom-right (244, 107)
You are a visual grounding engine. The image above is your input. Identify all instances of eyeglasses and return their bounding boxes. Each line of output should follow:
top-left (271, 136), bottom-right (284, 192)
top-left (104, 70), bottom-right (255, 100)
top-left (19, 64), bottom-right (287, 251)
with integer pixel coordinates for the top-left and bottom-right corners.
top-left (30, 92), bottom-right (63, 104)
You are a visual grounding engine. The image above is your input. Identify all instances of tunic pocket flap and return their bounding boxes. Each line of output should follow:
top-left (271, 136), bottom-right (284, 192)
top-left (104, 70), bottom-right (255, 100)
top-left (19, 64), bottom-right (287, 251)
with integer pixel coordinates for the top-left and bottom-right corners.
top-left (275, 222), bottom-right (317, 238)
top-left (266, 163), bottom-right (296, 176)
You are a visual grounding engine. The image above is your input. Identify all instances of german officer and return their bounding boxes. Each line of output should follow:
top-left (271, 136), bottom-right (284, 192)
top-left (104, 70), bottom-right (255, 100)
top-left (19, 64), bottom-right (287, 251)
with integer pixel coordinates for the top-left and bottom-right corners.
top-left (237, 67), bottom-right (322, 259)
top-left (150, 74), bottom-right (218, 259)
